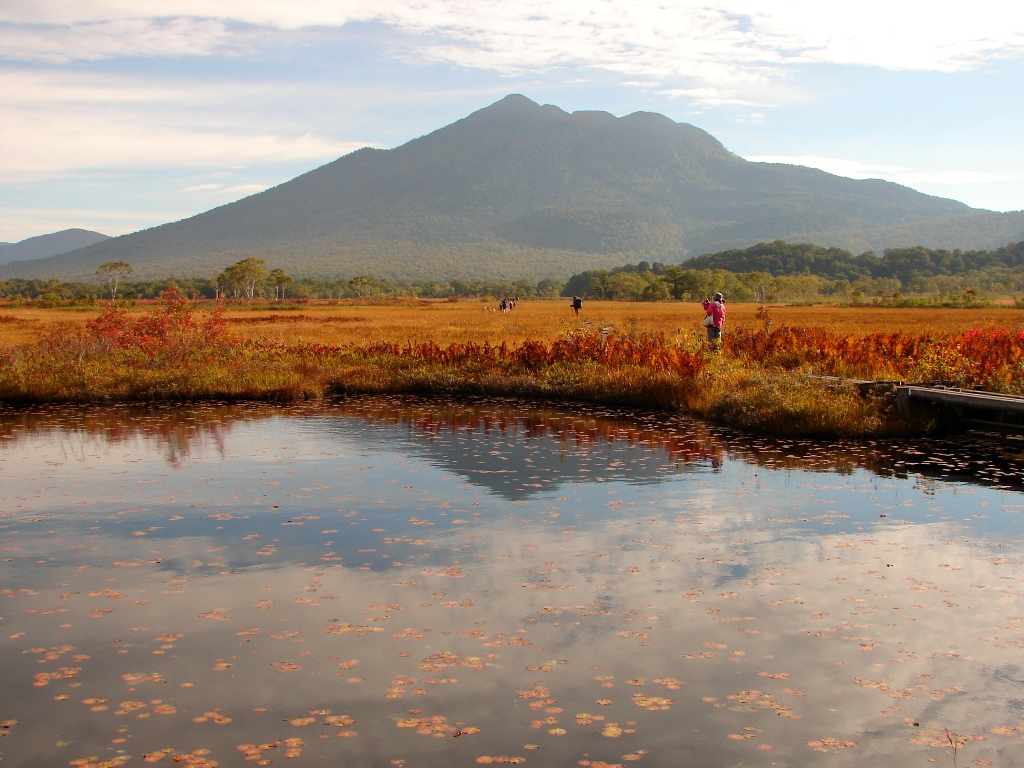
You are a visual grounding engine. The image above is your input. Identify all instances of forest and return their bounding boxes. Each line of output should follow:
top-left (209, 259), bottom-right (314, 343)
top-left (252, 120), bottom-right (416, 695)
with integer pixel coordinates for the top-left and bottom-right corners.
top-left (561, 239), bottom-right (1024, 304)
top-left (0, 272), bottom-right (566, 303)
top-left (2, 239), bottom-right (1023, 305)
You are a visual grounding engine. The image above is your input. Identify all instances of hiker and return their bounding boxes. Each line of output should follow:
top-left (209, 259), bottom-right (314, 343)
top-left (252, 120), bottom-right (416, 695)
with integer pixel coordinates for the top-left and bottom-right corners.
top-left (571, 296), bottom-right (583, 316)
top-left (702, 292), bottom-right (726, 347)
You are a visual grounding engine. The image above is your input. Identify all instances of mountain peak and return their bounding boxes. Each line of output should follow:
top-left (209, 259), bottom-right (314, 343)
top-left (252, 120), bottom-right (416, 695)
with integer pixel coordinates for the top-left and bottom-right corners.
top-left (461, 94), bottom-right (568, 127)
top-left (3, 96), bottom-right (1014, 283)
top-left (491, 93), bottom-right (540, 109)
top-left (0, 228), bottom-right (110, 265)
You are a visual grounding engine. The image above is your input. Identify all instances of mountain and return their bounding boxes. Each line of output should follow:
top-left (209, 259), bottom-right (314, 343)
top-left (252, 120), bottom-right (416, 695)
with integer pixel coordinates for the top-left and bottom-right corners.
top-left (3, 95), bottom-right (1022, 282)
top-left (0, 229), bottom-right (110, 265)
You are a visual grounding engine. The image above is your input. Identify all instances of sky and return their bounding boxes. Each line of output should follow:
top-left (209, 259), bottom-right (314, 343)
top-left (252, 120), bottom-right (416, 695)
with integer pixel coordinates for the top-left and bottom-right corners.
top-left (2, 0), bottom-right (1023, 243)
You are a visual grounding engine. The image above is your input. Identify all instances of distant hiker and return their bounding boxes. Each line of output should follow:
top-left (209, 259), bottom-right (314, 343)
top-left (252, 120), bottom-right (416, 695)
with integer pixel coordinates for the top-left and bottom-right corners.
top-left (571, 296), bottom-right (583, 316)
top-left (702, 292), bottom-right (726, 347)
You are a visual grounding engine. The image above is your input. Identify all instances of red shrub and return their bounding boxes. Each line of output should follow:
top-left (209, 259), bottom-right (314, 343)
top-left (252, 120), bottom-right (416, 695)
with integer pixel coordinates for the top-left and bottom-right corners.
top-left (84, 287), bottom-right (236, 357)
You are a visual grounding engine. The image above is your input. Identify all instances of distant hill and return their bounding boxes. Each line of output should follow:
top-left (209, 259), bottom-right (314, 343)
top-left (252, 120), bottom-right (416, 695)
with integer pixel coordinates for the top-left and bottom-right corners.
top-left (681, 239), bottom-right (1024, 282)
top-left (3, 95), bottom-right (1023, 282)
top-left (0, 229), bottom-right (110, 265)
top-left (561, 238), bottom-right (1024, 300)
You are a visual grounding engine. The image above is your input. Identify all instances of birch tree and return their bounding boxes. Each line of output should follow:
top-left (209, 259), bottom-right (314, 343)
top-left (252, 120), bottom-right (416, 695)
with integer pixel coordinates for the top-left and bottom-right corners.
top-left (96, 261), bottom-right (133, 301)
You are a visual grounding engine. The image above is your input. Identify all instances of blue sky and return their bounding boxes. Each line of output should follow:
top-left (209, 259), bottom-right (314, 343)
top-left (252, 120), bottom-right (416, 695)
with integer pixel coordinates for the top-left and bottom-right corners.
top-left (2, 0), bottom-right (1023, 242)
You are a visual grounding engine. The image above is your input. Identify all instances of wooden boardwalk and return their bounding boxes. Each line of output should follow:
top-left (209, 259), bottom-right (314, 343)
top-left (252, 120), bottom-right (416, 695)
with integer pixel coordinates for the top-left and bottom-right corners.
top-left (811, 376), bottom-right (1024, 434)
top-left (898, 386), bottom-right (1024, 414)
top-left (897, 385), bottom-right (1024, 433)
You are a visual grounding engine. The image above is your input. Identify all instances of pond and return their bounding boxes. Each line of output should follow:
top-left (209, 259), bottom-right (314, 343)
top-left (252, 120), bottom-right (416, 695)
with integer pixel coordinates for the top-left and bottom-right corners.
top-left (1, 397), bottom-right (1023, 768)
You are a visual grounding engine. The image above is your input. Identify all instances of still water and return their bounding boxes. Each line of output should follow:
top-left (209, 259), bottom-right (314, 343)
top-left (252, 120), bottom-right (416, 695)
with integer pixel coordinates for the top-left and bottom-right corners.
top-left (1, 397), bottom-right (1022, 768)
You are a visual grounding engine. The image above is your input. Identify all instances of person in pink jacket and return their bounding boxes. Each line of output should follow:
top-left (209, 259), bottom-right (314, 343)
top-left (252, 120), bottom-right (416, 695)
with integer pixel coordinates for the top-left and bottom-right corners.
top-left (702, 292), bottom-right (726, 347)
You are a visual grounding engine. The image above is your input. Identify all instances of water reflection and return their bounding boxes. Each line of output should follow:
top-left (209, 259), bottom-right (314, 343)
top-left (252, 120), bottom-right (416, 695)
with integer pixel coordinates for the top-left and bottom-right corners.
top-left (1, 398), bottom-right (1022, 768)
top-left (3, 397), bottom-right (1022, 492)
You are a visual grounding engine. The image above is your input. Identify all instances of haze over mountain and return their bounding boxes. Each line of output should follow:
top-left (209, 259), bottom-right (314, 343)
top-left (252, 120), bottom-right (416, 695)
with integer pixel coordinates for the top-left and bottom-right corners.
top-left (3, 95), bottom-right (1022, 282)
top-left (0, 229), bottom-right (110, 266)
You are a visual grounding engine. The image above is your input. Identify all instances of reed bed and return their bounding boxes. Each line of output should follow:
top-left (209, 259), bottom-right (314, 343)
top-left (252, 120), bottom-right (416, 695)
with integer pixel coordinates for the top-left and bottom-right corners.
top-left (4, 298), bottom-right (1024, 349)
top-left (1, 290), bottom-right (1021, 437)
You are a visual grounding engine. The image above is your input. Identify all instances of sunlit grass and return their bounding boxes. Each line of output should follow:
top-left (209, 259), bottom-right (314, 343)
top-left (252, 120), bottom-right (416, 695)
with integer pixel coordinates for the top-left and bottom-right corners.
top-left (4, 298), bottom-right (1024, 350)
top-left (2, 292), bottom-right (1022, 437)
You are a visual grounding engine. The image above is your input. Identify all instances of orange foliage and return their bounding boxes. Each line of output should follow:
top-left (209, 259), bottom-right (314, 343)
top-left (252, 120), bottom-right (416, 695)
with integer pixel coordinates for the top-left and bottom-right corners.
top-left (725, 325), bottom-right (1024, 392)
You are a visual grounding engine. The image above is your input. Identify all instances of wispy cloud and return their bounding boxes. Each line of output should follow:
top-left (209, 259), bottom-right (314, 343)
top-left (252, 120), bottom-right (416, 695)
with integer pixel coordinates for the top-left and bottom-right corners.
top-left (657, 87), bottom-right (768, 108)
top-left (2, 116), bottom-right (362, 177)
top-left (0, 71), bottom-right (367, 178)
top-left (4, 2), bottom-right (1023, 89)
top-left (746, 154), bottom-right (1020, 186)
top-left (0, 206), bottom-right (192, 240)
top-left (179, 182), bottom-right (268, 195)
top-left (222, 183), bottom-right (267, 195)
top-left (180, 183), bottom-right (223, 193)
top-left (0, 18), bottom-right (239, 63)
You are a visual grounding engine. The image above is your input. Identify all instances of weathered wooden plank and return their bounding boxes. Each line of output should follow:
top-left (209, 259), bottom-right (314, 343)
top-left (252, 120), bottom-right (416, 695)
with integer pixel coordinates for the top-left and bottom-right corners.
top-left (900, 386), bottom-right (1024, 414)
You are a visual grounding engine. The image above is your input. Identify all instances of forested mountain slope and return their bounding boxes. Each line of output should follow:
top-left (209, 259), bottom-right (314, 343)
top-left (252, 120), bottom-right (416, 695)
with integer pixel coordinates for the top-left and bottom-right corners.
top-left (4, 95), bottom-right (1021, 282)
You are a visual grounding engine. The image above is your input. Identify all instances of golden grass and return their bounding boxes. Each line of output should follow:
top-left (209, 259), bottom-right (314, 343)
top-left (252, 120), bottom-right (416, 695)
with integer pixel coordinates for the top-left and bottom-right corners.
top-left (2, 296), bottom-right (1021, 438)
top-left (3, 298), bottom-right (1023, 350)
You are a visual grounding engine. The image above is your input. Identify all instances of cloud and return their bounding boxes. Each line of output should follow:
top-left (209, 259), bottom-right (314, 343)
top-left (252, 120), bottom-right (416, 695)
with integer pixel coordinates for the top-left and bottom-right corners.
top-left (3, 2), bottom-right (1023, 88)
top-left (178, 183), bottom-right (268, 195)
top-left (0, 0), bottom-right (375, 29)
top-left (0, 71), bottom-right (366, 178)
top-left (0, 17), bottom-right (239, 63)
top-left (180, 183), bottom-right (223, 193)
top-left (222, 183), bottom-right (268, 195)
top-left (657, 87), bottom-right (768, 108)
top-left (2, 116), bottom-right (362, 177)
top-left (746, 155), bottom-right (911, 177)
top-left (746, 154), bottom-right (1019, 186)
top-left (884, 170), bottom-right (1021, 186)
top-left (0, 207), bottom-right (191, 240)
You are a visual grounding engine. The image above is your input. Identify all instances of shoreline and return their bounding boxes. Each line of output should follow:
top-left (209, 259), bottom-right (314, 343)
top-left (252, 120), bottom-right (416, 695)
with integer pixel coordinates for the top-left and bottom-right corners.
top-left (0, 349), bottom-right (928, 439)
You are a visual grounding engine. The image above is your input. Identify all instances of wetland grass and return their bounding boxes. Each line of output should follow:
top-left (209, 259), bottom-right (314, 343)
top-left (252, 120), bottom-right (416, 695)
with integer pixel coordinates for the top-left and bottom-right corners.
top-left (1, 290), bottom-right (1021, 437)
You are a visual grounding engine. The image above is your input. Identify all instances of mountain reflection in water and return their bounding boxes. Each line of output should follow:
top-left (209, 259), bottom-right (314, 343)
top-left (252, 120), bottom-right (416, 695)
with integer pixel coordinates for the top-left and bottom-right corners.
top-left (2, 396), bottom-right (1020, 493)
top-left (1, 395), bottom-right (1023, 768)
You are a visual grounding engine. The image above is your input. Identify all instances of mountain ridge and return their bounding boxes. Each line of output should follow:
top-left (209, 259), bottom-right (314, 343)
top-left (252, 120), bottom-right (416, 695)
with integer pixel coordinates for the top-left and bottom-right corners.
top-left (0, 228), bottom-right (110, 265)
top-left (3, 94), bottom-right (1021, 282)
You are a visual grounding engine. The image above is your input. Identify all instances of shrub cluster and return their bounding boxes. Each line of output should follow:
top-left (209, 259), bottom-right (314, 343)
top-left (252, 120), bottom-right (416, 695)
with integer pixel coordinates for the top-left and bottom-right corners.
top-left (724, 325), bottom-right (1024, 393)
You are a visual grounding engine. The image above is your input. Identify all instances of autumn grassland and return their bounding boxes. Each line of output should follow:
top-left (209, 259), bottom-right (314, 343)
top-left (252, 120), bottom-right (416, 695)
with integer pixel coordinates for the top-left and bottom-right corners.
top-left (2, 296), bottom-right (1023, 438)
top-left (4, 299), bottom-right (1024, 348)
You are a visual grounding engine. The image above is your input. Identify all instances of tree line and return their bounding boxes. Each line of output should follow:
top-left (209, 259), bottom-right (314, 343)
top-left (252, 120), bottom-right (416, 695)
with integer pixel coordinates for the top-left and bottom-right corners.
top-left (562, 239), bottom-right (1024, 302)
top-left (4, 239), bottom-right (1023, 305)
top-left (0, 258), bottom-right (567, 302)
